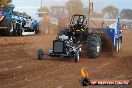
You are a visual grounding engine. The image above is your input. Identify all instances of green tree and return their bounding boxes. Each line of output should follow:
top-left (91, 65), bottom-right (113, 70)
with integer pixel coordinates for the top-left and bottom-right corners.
top-left (0, 0), bottom-right (12, 11)
top-left (83, 7), bottom-right (89, 16)
top-left (38, 6), bottom-right (49, 17)
top-left (38, 6), bottom-right (49, 13)
top-left (120, 9), bottom-right (132, 19)
top-left (65, 0), bottom-right (84, 17)
top-left (0, 0), bottom-right (12, 6)
top-left (102, 5), bottom-right (119, 19)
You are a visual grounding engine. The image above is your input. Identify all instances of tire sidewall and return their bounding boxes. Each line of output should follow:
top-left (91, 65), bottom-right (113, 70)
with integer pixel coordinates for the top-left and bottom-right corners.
top-left (6, 18), bottom-right (14, 36)
top-left (96, 41), bottom-right (101, 56)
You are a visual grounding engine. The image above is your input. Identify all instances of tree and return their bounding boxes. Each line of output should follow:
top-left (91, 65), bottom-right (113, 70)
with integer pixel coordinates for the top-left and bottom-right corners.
top-left (38, 6), bottom-right (49, 17)
top-left (65, 0), bottom-right (84, 17)
top-left (102, 5), bottom-right (119, 19)
top-left (0, 0), bottom-right (12, 6)
top-left (38, 6), bottom-right (49, 13)
top-left (120, 9), bottom-right (132, 19)
top-left (0, 0), bottom-right (12, 11)
top-left (83, 7), bottom-right (89, 16)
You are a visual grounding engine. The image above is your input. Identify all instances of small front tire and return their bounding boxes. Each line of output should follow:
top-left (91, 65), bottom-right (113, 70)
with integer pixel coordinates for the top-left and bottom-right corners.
top-left (38, 49), bottom-right (43, 60)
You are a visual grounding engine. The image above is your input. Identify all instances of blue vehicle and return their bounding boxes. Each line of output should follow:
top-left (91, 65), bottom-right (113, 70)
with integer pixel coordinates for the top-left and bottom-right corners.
top-left (0, 3), bottom-right (39, 36)
top-left (23, 17), bottom-right (39, 33)
top-left (0, 4), bottom-right (15, 35)
top-left (38, 14), bottom-right (122, 62)
top-left (13, 15), bottom-right (39, 35)
top-left (12, 14), bottom-right (39, 35)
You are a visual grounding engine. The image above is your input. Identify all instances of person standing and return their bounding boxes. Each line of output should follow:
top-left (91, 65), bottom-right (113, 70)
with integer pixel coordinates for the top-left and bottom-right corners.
top-left (44, 13), bottom-right (51, 34)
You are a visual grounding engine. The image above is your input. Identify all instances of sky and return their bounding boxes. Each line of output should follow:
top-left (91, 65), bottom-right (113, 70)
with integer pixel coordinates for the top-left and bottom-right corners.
top-left (12, 0), bottom-right (132, 19)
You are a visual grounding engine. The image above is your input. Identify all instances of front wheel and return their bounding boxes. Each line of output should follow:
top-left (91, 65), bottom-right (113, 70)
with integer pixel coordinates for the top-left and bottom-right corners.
top-left (38, 49), bottom-right (43, 60)
top-left (75, 51), bottom-right (80, 63)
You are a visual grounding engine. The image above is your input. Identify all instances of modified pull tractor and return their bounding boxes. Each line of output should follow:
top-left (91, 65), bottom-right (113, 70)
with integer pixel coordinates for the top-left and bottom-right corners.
top-left (37, 14), bottom-right (102, 63)
top-left (37, 14), bottom-right (122, 62)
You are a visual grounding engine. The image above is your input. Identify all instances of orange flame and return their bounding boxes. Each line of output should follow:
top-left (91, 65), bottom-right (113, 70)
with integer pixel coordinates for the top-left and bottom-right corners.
top-left (81, 68), bottom-right (89, 78)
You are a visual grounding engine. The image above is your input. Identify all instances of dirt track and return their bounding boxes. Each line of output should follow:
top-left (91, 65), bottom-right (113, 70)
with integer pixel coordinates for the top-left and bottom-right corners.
top-left (0, 30), bottom-right (132, 88)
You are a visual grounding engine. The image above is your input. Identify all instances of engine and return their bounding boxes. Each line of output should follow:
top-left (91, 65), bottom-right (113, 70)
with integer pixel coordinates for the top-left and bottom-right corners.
top-left (53, 34), bottom-right (80, 56)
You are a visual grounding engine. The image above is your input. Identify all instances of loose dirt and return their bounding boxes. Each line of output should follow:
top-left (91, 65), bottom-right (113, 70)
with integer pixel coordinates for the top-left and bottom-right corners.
top-left (0, 30), bottom-right (131, 88)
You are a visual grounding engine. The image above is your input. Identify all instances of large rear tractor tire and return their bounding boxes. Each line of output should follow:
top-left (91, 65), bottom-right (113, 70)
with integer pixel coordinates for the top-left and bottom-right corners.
top-left (85, 33), bottom-right (101, 58)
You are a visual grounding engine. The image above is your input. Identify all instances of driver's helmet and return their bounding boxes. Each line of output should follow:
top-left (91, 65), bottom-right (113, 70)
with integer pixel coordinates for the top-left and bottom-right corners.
top-left (77, 17), bottom-right (83, 24)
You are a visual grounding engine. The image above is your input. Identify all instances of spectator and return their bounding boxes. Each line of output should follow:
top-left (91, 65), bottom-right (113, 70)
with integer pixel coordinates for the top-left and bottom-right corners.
top-left (44, 13), bottom-right (51, 34)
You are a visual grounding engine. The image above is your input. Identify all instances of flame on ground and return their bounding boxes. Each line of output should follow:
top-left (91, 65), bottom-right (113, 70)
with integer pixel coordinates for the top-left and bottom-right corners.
top-left (81, 68), bottom-right (89, 78)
